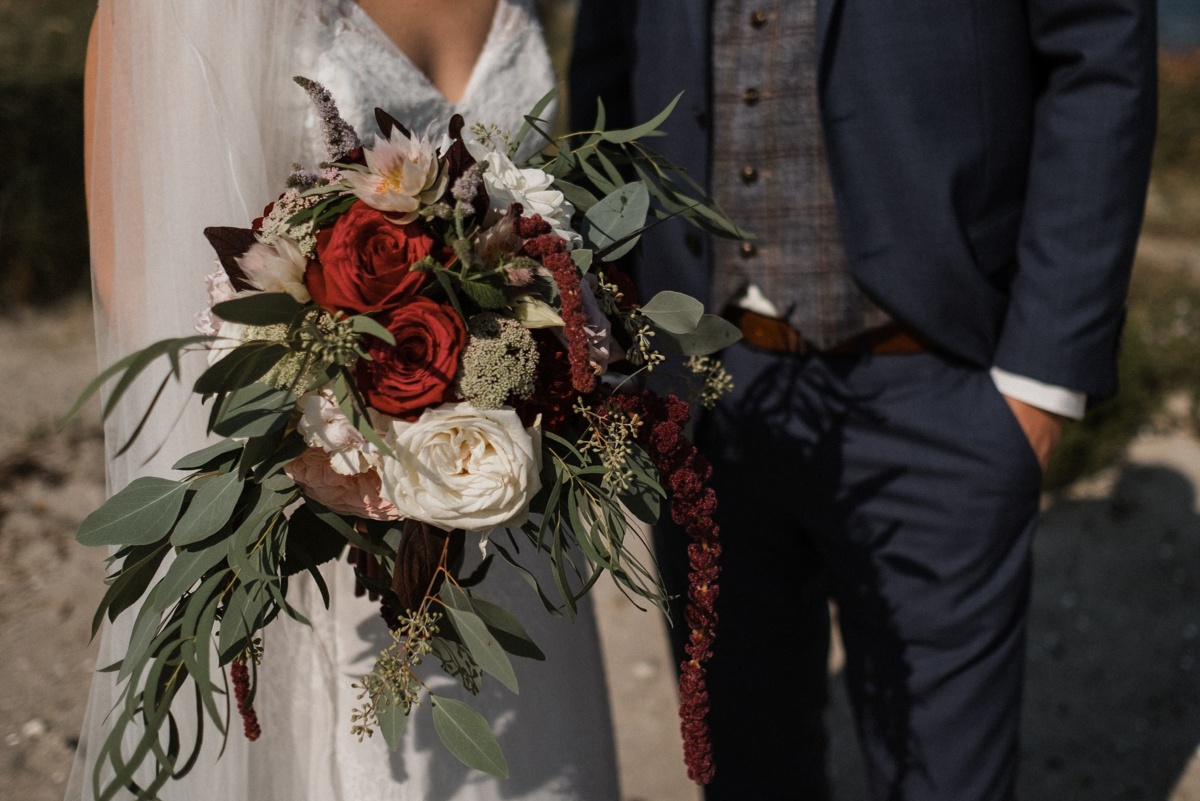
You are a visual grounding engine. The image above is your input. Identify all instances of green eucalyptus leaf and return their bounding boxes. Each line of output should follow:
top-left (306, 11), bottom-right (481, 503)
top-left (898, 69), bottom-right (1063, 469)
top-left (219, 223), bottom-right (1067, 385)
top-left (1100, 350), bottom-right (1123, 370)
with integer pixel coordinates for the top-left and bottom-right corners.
top-left (656, 313), bottom-right (743, 356)
top-left (431, 697), bottom-right (510, 778)
top-left (332, 373), bottom-right (392, 457)
top-left (178, 572), bottom-right (226, 705)
top-left (491, 542), bottom-right (562, 617)
top-left (172, 440), bottom-right (243, 472)
top-left (306, 500), bottom-right (386, 557)
top-left (582, 182), bottom-right (650, 260)
top-left (431, 268), bottom-right (468, 321)
top-left (430, 636), bottom-right (484, 694)
top-left (118, 545), bottom-right (225, 682)
top-left (211, 292), bottom-right (303, 326)
top-left (153, 547), bottom-right (229, 615)
top-left (470, 597), bottom-right (545, 661)
top-left (282, 504), bottom-right (349, 578)
top-left (251, 430), bottom-right (308, 482)
top-left (617, 443), bottom-right (666, 525)
top-left (62, 336), bottom-right (211, 428)
top-left (376, 694), bottom-right (410, 752)
top-left (600, 93), bottom-right (682, 144)
top-left (239, 425), bottom-right (287, 472)
top-left (551, 179), bottom-right (600, 213)
top-left (578, 158), bottom-right (619, 199)
top-left (513, 86), bottom-right (560, 151)
top-left (94, 543), bottom-right (170, 637)
top-left (225, 484), bottom-right (290, 583)
top-left (194, 343), bottom-right (289, 396)
top-left (349, 314), bottom-right (396, 347)
top-left (77, 478), bottom-right (188, 547)
top-left (212, 382), bottom-right (294, 439)
top-left (639, 290), bottom-right (706, 335)
top-left (172, 472), bottom-right (243, 547)
top-left (570, 249), bottom-right (594, 274)
top-left (217, 583), bottom-right (254, 661)
top-left (593, 148), bottom-right (626, 189)
top-left (440, 581), bottom-right (522, 700)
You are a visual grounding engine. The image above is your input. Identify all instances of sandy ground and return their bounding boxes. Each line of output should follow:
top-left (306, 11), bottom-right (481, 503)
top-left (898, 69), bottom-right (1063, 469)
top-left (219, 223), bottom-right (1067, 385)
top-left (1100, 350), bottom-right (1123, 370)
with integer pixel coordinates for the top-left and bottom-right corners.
top-left (3, 298), bottom-right (1200, 801)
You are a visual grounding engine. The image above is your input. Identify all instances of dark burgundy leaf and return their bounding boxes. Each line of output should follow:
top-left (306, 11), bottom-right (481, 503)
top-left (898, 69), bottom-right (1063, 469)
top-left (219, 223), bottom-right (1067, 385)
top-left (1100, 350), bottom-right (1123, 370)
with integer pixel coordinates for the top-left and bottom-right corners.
top-left (375, 108), bottom-right (411, 140)
top-left (443, 114), bottom-right (489, 218)
top-left (391, 521), bottom-right (464, 614)
top-left (202, 227), bottom-right (258, 292)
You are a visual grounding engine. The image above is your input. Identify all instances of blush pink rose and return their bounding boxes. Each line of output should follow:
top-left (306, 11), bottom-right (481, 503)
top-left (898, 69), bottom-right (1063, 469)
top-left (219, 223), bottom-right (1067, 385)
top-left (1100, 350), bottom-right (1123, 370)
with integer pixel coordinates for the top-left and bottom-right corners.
top-left (285, 447), bottom-right (400, 521)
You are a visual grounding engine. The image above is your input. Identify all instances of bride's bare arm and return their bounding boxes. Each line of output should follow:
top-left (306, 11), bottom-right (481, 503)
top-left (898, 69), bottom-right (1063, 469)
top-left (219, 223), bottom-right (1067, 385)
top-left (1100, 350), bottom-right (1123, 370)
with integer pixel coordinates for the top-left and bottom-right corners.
top-left (84, 7), bottom-right (114, 310)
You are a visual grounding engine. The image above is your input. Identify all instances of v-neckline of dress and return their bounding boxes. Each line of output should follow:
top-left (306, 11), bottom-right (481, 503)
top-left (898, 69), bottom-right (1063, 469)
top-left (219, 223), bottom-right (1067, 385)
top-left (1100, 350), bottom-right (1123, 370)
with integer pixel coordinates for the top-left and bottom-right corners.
top-left (345, 0), bottom-right (505, 110)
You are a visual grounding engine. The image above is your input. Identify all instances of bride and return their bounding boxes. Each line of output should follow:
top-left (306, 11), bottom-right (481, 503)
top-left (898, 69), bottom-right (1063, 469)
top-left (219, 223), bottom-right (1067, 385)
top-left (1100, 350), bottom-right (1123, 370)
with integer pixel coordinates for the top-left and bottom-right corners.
top-left (72, 1), bottom-right (619, 799)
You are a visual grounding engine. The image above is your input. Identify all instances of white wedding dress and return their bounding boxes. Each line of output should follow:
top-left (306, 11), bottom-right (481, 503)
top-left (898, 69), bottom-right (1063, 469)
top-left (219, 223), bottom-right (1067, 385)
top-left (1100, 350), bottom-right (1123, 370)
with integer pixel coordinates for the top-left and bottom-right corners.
top-left (70, 2), bottom-right (619, 800)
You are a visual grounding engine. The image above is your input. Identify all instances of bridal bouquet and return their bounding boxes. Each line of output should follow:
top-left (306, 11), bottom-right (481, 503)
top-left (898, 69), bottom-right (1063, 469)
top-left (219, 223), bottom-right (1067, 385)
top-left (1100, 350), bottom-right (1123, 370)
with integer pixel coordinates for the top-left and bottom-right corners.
top-left (71, 78), bottom-right (745, 798)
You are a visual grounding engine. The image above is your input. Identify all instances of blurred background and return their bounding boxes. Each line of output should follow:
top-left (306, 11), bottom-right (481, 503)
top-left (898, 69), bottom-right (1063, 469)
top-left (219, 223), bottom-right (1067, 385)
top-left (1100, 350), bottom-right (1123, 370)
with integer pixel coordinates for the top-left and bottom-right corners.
top-left (0, 1), bottom-right (1197, 800)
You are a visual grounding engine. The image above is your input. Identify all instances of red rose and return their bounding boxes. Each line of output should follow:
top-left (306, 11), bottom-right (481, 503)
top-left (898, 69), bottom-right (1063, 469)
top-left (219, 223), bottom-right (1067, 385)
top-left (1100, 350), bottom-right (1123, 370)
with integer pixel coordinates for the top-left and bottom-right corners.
top-left (306, 201), bottom-right (437, 314)
top-left (357, 297), bottom-right (467, 419)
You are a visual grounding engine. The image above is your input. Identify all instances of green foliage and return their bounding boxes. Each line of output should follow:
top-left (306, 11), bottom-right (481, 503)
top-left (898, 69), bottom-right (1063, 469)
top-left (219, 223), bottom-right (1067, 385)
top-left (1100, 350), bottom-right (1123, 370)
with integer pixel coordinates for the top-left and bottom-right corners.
top-left (533, 93), bottom-right (751, 254)
top-left (582, 182), bottom-right (651, 259)
top-left (77, 477), bottom-right (188, 547)
top-left (1155, 62), bottom-right (1200, 175)
top-left (431, 697), bottom-right (510, 779)
top-left (638, 292), bottom-right (742, 356)
top-left (212, 292), bottom-right (304, 326)
top-left (639, 290), bottom-right (704, 334)
top-left (441, 587), bottom-right (520, 694)
top-left (0, 0), bottom-right (93, 307)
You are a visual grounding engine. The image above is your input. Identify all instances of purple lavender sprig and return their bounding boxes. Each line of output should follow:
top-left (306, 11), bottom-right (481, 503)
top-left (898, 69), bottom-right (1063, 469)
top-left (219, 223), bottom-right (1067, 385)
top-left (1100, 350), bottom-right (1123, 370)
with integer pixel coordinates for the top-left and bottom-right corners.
top-left (294, 76), bottom-right (362, 162)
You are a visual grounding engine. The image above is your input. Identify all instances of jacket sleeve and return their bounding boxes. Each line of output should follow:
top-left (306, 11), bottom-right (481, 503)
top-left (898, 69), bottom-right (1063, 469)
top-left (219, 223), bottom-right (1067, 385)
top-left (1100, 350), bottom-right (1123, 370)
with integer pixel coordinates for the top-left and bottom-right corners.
top-left (567, 0), bottom-right (636, 132)
top-left (991, 0), bottom-right (1157, 403)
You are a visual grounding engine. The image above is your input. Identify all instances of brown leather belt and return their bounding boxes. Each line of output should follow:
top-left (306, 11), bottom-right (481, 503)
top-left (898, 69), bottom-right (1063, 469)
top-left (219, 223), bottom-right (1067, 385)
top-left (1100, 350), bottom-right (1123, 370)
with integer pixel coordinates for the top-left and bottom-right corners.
top-left (727, 308), bottom-right (933, 357)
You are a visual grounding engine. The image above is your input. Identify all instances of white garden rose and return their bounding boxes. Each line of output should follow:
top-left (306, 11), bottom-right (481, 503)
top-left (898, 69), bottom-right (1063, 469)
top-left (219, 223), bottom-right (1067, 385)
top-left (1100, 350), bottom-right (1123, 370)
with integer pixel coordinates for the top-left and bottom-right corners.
top-left (465, 140), bottom-right (581, 248)
top-left (377, 402), bottom-right (542, 532)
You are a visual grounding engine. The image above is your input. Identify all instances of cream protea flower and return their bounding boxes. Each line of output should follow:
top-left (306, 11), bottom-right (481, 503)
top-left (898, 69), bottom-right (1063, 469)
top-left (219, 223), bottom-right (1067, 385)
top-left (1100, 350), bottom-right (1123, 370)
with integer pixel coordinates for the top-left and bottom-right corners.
top-left (345, 128), bottom-right (448, 222)
top-left (236, 235), bottom-right (312, 303)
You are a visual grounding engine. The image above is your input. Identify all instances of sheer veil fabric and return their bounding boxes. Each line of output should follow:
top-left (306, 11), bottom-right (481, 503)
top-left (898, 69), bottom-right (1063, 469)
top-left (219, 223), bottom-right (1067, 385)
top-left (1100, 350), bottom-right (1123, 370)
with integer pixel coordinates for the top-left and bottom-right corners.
top-left (71, 2), bottom-right (619, 799)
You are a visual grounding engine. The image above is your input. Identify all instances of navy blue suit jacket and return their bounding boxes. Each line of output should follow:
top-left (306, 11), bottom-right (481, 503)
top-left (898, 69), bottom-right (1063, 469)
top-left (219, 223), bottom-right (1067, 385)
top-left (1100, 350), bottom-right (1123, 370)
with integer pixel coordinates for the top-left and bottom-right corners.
top-left (569, 0), bottom-right (1157, 402)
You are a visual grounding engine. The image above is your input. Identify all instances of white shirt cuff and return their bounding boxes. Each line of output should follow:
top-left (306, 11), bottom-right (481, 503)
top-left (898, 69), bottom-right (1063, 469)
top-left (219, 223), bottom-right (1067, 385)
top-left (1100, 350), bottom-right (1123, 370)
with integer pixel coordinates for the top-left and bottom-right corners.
top-left (990, 367), bottom-right (1087, 420)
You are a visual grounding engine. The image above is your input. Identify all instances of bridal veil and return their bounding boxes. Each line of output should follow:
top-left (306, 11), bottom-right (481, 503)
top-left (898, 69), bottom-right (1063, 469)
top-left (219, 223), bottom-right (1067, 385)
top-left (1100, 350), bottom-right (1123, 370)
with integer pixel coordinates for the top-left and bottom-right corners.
top-left (73, 2), bottom-right (323, 797)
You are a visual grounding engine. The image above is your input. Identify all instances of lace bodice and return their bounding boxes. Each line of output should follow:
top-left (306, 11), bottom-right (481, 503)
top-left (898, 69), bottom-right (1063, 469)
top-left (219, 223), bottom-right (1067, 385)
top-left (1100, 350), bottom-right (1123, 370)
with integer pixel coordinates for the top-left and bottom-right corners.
top-left (311, 0), bottom-right (559, 152)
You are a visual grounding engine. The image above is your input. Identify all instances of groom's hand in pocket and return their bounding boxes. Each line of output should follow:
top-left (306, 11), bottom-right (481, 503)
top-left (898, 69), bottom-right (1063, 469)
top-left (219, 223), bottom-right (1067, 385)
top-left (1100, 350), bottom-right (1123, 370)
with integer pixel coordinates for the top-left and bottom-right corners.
top-left (1002, 395), bottom-right (1065, 474)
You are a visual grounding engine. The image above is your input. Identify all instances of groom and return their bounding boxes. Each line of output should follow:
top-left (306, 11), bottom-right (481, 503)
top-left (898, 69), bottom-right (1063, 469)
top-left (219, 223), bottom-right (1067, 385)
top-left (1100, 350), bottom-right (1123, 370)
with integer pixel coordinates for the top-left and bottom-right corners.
top-left (571, 1), bottom-right (1157, 799)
